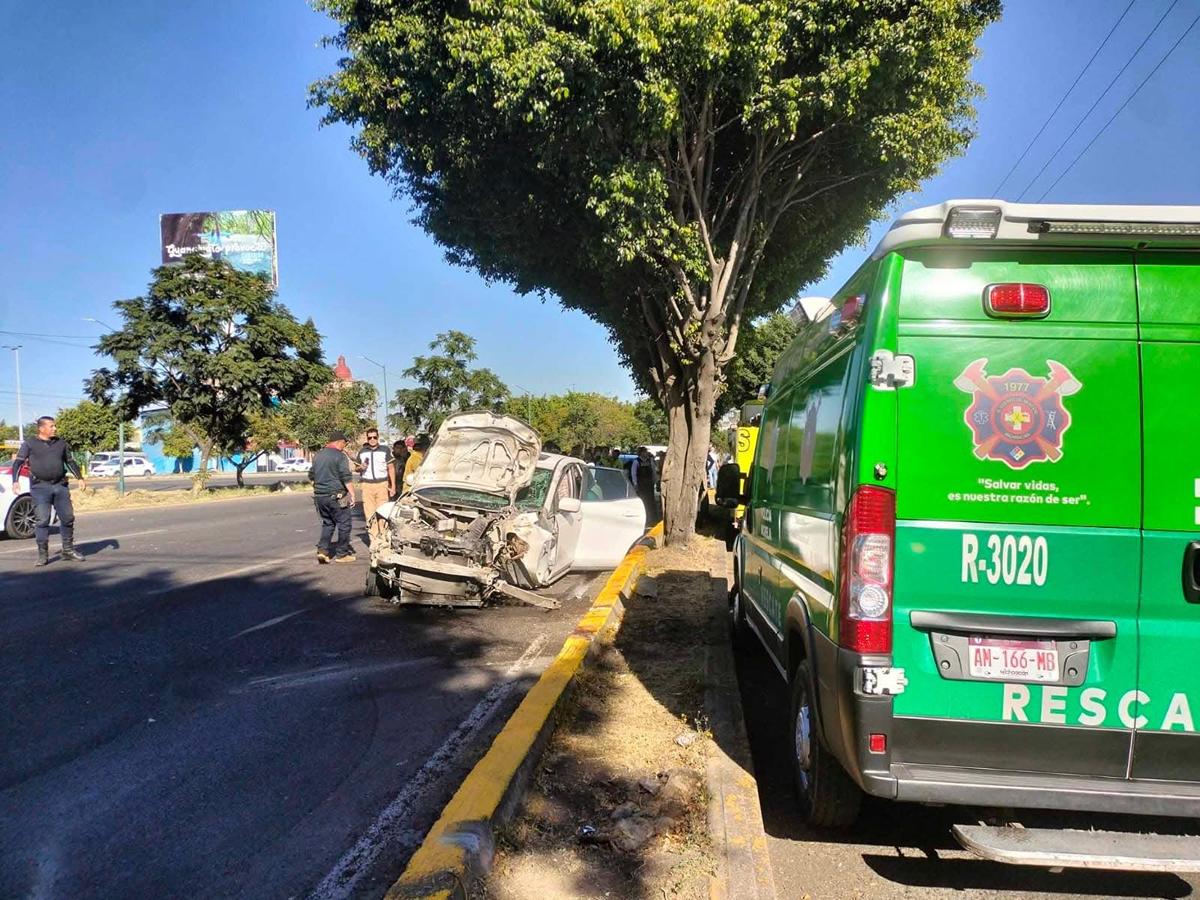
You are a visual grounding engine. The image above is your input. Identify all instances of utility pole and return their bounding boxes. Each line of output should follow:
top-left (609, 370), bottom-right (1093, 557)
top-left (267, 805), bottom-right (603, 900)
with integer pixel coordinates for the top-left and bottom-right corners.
top-left (84, 317), bottom-right (125, 496)
top-left (509, 382), bottom-right (534, 422)
top-left (359, 355), bottom-right (390, 443)
top-left (1, 345), bottom-right (23, 442)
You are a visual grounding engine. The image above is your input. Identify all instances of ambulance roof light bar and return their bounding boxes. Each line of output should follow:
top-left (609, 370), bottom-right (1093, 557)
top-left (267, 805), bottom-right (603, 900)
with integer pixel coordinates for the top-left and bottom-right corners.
top-left (1027, 219), bottom-right (1200, 237)
top-left (873, 199), bottom-right (1200, 258)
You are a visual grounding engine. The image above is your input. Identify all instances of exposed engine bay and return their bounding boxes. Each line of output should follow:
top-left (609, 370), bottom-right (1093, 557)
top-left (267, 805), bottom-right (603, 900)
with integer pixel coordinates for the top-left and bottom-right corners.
top-left (368, 493), bottom-right (561, 608)
top-left (365, 411), bottom-right (563, 608)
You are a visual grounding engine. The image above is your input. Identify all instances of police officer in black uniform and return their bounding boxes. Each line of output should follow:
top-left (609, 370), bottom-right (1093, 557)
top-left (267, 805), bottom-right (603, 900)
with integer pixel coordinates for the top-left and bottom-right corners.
top-left (12, 415), bottom-right (88, 566)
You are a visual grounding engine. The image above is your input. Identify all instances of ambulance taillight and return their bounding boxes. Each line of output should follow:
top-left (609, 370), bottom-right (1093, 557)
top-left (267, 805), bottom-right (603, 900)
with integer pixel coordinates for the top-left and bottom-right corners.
top-left (839, 486), bottom-right (895, 654)
top-left (984, 283), bottom-right (1050, 318)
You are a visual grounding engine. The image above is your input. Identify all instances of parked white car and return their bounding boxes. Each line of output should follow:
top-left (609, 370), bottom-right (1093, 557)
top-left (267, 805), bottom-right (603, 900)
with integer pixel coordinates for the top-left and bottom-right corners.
top-left (0, 460), bottom-right (52, 539)
top-left (366, 412), bottom-right (646, 607)
top-left (90, 455), bottom-right (156, 477)
top-left (276, 458), bottom-right (311, 473)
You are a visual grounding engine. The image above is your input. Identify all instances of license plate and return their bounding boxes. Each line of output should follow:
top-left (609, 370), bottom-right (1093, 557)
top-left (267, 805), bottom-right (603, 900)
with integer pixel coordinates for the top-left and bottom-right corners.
top-left (967, 635), bottom-right (1059, 682)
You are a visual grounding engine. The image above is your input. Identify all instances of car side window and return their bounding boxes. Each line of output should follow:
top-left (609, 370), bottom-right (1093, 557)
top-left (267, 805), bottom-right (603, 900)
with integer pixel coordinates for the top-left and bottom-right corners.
top-left (585, 466), bottom-right (634, 501)
top-left (555, 465), bottom-right (583, 503)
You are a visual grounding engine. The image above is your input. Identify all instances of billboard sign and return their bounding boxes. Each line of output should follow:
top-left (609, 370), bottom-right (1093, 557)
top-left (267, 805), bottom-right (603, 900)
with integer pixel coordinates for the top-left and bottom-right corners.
top-left (160, 210), bottom-right (278, 286)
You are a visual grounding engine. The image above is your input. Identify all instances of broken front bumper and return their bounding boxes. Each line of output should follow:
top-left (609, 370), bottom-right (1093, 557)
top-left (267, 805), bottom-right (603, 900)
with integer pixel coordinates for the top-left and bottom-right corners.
top-left (370, 549), bottom-right (559, 610)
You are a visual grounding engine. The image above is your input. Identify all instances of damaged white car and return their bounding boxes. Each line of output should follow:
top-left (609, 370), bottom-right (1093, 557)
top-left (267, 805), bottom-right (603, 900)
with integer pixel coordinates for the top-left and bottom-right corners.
top-left (365, 412), bottom-right (647, 609)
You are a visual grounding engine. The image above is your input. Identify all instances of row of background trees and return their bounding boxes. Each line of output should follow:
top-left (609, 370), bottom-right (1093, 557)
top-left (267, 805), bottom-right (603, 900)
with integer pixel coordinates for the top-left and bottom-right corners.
top-left (7, 263), bottom-right (789, 483)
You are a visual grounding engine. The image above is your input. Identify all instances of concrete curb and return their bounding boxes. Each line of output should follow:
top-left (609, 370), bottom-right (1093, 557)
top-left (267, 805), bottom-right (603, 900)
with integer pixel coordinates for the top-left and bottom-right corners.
top-left (705, 551), bottom-right (778, 900)
top-left (386, 523), bottom-right (665, 900)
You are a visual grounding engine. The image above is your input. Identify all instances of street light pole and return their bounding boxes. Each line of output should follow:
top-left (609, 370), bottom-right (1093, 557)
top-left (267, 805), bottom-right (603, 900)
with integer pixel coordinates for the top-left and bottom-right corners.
top-left (1, 345), bottom-right (23, 443)
top-left (509, 382), bottom-right (533, 422)
top-left (359, 355), bottom-right (390, 443)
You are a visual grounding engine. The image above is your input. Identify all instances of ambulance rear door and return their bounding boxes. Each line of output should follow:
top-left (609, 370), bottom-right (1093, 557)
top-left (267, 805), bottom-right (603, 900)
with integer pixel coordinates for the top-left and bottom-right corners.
top-left (1130, 252), bottom-right (1200, 780)
top-left (889, 248), bottom-right (1142, 780)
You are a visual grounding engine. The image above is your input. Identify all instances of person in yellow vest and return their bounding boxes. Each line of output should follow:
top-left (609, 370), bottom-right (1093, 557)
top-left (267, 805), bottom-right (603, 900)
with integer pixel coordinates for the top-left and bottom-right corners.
top-left (403, 433), bottom-right (430, 490)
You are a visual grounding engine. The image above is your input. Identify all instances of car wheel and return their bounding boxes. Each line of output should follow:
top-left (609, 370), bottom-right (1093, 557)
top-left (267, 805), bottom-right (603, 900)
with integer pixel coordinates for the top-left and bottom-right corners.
top-left (364, 566), bottom-right (397, 600)
top-left (5, 495), bottom-right (37, 540)
top-left (790, 661), bottom-right (862, 828)
top-left (142, 469), bottom-right (153, 477)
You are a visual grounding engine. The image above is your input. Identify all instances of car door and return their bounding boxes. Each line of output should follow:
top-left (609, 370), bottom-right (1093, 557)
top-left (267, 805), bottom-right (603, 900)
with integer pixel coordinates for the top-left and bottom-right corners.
top-left (890, 248), bottom-right (1142, 779)
top-left (550, 463), bottom-right (585, 578)
top-left (574, 466), bottom-right (647, 569)
top-left (1131, 252), bottom-right (1200, 779)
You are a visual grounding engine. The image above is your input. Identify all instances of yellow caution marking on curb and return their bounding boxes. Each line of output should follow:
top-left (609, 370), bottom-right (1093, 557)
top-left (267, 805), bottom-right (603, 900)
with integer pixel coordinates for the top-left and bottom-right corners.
top-left (387, 524), bottom-right (663, 900)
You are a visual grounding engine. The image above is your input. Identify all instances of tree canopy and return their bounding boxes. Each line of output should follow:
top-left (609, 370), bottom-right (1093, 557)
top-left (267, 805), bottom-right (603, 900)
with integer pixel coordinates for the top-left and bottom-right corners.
top-left (505, 391), bottom-right (666, 453)
top-left (284, 379), bottom-right (379, 450)
top-left (88, 255), bottom-right (330, 488)
top-left (390, 330), bottom-right (509, 435)
top-left (53, 400), bottom-right (123, 456)
top-left (311, 0), bottom-right (998, 540)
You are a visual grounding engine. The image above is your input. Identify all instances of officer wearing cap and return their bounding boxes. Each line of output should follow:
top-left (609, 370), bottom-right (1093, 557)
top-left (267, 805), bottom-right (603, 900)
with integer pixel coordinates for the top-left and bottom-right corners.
top-left (308, 429), bottom-right (356, 563)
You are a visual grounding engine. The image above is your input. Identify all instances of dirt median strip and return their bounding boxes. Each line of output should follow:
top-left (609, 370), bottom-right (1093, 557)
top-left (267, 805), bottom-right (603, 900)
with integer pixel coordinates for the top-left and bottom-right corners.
top-left (385, 524), bottom-right (664, 900)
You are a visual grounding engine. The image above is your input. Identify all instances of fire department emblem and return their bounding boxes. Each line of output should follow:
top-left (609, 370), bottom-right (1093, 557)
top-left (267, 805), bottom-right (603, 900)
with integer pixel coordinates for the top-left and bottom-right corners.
top-left (954, 358), bottom-right (1081, 469)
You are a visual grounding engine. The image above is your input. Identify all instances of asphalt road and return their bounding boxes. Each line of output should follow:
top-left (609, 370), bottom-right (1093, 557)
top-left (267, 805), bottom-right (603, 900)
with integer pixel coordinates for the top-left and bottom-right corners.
top-left (81, 471), bottom-right (311, 492)
top-left (735, 642), bottom-right (1200, 899)
top-left (0, 495), bottom-right (603, 900)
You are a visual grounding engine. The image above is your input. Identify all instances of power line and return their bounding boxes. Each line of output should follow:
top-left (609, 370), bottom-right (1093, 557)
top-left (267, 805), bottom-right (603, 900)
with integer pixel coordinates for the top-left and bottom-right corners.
top-left (991, 0), bottom-right (1138, 197)
top-left (0, 329), bottom-right (97, 340)
top-left (1016, 0), bottom-right (1183, 200)
top-left (1037, 10), bottom-right (1200, 200)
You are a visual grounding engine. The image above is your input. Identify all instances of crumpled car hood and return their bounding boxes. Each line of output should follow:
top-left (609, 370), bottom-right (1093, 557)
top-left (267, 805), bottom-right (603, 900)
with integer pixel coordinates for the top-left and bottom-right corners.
top-left (411, 411), bottom-right (541, 498)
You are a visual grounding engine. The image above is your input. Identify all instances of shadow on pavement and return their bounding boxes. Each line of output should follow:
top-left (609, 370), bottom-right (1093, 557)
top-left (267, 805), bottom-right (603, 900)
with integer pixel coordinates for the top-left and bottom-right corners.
top-left (0, 557), bottom-right (546, 900)
top-left (734, 638), bottom-right (1197, 898)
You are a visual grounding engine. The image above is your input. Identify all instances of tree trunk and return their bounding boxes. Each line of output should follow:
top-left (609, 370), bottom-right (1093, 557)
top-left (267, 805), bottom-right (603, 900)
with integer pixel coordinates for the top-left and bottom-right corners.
top-left (658, 348), bottom-right (719, 545)
top-left (193, 443), bottom-right (213, 495)
top-left (233, 450), bottom-right (264, 488)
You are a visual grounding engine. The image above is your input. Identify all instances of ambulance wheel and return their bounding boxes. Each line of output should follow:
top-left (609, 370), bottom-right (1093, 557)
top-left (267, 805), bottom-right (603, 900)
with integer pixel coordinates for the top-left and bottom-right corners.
top-left (728, 572), bottom-right (754, 653)
top-left (790, 661), bottom-right (862, 828)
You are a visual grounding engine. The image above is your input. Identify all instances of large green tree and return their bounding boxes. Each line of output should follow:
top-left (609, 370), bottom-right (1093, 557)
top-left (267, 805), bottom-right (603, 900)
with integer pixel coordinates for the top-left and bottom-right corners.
top-left (87, 255), bottom-right (329, 492)
top-left (505, 391), bottom-right (658, 452)
top-left (389, 331), bottom-right (509, 435)
top-left (284, 379), bottom-right (379, 450)
top-left (53, 400), bottom-right (124, 456)
top-left (312, 0), bottom-right (998, 541)
top-left (715, 312), bottom-right (798, 420)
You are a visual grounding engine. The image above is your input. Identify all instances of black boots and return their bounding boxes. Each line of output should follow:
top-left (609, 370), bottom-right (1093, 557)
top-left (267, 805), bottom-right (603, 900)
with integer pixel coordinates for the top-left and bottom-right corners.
top-left (61, 541), bottom-right (85, 562)
top-left (36, 543), bottom-right (50, 566)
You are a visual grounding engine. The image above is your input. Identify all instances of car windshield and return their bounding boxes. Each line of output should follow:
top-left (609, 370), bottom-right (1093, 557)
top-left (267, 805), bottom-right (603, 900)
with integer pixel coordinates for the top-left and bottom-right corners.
top-left (414, 466), bottom-right (554, 511)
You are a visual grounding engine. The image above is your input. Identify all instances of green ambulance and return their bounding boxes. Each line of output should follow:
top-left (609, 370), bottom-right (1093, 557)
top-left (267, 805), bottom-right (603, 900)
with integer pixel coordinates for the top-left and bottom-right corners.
top-left (720, 200), bottom-right (1200, 865)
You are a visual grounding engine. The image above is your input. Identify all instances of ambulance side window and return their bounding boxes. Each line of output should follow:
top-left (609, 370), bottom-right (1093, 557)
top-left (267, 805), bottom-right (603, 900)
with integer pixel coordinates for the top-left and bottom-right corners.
top-left (784, 350), bottom-right (852, 515)
top-left (751, 394), bottom-right (789, 509)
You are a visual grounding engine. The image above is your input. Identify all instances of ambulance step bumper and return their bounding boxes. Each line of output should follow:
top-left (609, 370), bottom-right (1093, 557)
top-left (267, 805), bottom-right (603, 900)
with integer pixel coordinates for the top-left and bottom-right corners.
top-left (953, 824), bottom-right (1200, 873)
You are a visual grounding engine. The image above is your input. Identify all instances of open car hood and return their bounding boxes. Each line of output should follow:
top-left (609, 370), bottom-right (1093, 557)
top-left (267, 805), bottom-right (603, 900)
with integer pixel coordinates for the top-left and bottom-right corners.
top-left (411, 412), bottom-right (542, 498)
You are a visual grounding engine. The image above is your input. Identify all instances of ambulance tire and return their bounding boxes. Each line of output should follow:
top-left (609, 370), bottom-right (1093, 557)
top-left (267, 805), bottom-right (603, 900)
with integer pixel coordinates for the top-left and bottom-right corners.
top-left (728, 570), bottom-right (754, 653)
top-left (789, 662), bottom-right (862, 828)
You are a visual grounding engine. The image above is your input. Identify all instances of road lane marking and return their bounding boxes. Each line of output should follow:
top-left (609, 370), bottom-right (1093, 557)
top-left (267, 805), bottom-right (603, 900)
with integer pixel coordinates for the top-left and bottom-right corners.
top-left (228, 606), bottom-right (319, 639)
top-left (0, 528), bottom-right (169, 555)
top-left (144, 548), bottom-right (316, 596)
top-left (307, 632), bottom-right (549, 900)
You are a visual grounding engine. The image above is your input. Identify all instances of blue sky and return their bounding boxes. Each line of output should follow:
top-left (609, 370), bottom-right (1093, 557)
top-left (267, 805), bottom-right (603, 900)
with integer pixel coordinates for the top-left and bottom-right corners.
top-left (1, 0), bottom-right (1198, 427)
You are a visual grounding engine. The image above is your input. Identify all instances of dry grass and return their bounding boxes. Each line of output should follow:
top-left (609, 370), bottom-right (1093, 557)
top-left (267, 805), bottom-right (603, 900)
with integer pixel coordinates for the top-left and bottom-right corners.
top-left (483, 536), bottom-right (724, 900)
top-left (74, 482), bottom-right (312, 512)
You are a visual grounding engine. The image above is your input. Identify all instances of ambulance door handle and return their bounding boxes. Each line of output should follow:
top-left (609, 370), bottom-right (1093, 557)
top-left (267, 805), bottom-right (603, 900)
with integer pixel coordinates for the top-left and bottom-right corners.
top-left (1183, 542), bottom-right (1200, 605)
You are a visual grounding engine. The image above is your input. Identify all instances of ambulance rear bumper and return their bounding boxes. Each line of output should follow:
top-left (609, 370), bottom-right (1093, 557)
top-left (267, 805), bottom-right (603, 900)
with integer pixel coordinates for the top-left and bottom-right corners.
top-left (861, 763), bottom-right (1200, 818)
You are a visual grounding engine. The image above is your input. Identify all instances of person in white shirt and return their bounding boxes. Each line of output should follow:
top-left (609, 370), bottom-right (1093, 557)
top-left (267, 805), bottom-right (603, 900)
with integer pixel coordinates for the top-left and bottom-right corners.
top-left (356, 428), bottom-right (391, 535)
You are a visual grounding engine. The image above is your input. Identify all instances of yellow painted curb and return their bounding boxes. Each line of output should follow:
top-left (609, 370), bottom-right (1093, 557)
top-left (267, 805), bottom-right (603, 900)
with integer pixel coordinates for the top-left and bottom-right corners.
top-left (387, 523), bottom-right (664, 900)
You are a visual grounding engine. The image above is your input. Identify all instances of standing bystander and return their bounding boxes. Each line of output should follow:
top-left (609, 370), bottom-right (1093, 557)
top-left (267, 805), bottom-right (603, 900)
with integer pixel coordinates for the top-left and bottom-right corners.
top-left (356, 428), bottom-right (391, 532)
top-left (388, 439), bottom-right (410, 500)
top-left (309, 430), bottom-right (356, 563)
top-left (403, 434), bottom-right (430, 490)
top-left (12, 416), bottom-right (87, 566)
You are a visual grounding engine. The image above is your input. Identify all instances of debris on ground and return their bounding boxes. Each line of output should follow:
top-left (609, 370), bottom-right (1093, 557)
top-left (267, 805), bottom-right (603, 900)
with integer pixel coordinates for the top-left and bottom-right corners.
top-left (482, 535), bottom-right (725, 899)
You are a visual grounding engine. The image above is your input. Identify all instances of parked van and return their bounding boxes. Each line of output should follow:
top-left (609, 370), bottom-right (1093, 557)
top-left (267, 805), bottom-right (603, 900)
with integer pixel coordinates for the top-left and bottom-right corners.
top-left (720, 201), bottom-right (1200, 861)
